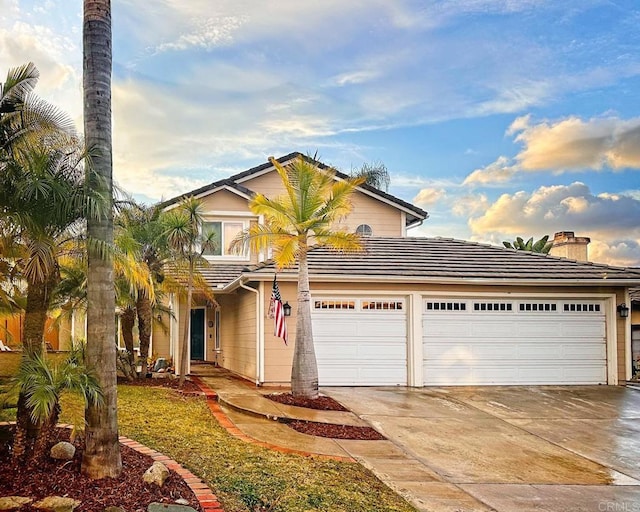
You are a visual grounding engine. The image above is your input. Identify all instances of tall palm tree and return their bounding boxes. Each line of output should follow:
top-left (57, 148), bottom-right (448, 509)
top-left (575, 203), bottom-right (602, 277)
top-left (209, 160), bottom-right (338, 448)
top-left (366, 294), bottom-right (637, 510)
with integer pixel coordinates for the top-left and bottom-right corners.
top-left (231, 156), bottom-right (364, 399)
top-left (163, 197), bottom-right (216, 387)
top-left (82, 0), bottom-right (121, 478)
top-left (350, 161), bottom-right (390, 191)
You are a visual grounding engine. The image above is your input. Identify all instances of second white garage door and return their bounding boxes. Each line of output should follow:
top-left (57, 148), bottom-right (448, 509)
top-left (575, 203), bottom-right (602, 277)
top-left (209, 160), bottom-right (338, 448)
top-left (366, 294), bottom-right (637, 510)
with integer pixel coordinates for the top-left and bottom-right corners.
top-left (423, 298), bottom-right (607, 386)
top-left (312, 297), bottom-right (407, 386)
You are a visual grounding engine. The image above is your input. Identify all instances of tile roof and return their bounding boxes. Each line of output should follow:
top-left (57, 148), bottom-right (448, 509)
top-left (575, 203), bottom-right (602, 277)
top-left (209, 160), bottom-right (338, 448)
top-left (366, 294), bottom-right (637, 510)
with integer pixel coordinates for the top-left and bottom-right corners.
top-left (243, 237), bottom-right (640, 285)
top-left (199, 264), bottom-right (250, 289)
top-left (159, 152), bottom-right (428, 225)
top-left (631, 287), bottom-right (640, 302)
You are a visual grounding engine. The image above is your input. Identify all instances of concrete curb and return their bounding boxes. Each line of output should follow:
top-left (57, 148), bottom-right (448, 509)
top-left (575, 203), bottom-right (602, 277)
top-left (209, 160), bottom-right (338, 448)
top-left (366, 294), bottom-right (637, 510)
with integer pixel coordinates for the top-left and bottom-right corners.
top-left (0, 421), bottom-right (224, 512)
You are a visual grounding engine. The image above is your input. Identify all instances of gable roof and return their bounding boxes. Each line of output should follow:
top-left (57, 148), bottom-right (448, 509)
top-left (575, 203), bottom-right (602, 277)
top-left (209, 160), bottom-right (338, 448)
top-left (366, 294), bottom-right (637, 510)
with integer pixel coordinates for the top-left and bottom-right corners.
top-left (159, 152), bottom-right (428, 226)
top-left (235, 237), bottom-right (640, 287)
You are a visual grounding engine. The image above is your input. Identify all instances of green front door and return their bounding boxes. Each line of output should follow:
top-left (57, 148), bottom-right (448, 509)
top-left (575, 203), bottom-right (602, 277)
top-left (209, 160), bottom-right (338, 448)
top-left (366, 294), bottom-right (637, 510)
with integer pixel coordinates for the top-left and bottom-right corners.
top-left (190, 309), bottom-right (205, 360)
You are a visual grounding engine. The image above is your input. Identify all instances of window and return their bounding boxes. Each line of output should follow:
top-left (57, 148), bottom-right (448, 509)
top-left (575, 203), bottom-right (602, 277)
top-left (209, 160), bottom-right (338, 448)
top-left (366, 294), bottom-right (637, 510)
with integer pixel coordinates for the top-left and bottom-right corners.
top-left (519, 303), bottom-right (557, 312)
top-left (314, 300), bottom-right (356, 310)
top-left (362, 300), bottom-right (403, 311)
top-left (425, 301), bottom-right (466, 311)
top-left (202, 221), bottom-right (245, 257)
top-left (563, 303), bottom-right (601, 313)
top-left (356, 224), bottom-right (373, 237)
top-left (473, 302), bottom-right (513, 312)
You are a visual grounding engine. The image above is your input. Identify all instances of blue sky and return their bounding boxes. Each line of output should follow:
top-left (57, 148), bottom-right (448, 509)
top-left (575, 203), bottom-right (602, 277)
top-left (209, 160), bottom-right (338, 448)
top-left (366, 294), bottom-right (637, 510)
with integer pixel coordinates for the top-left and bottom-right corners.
top-left (2, 0), bottom-right (640, 266)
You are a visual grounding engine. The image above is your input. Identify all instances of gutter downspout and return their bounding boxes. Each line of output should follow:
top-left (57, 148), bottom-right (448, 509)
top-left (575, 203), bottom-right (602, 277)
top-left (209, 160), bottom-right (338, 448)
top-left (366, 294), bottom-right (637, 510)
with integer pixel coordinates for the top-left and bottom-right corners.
top-left (240, 282), bottom-right (263, 386)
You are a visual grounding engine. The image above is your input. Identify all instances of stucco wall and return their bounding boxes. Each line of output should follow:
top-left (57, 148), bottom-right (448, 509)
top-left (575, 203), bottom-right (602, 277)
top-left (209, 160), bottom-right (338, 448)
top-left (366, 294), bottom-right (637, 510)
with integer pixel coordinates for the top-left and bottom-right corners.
top-left (200, 188), bottom-right (250, 212)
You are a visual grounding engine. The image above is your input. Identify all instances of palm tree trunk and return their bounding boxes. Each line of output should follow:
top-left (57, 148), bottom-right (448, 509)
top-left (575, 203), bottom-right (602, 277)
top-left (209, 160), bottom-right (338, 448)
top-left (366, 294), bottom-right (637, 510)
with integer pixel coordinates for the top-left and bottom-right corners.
top-left (31, 402), bottom-right (61, 462)
top-left (81, 0), bottom-right (121, 479)
top-left (291, 241), bottom-right (319, 399)
top-left (136, 292), bottom-right (152, 377)
top-left (120, 307), bottom-right (136, 380)
top-left (178, 261), bottom-right (193, 387)
top-left (12, 392), bottom-right (35, 463)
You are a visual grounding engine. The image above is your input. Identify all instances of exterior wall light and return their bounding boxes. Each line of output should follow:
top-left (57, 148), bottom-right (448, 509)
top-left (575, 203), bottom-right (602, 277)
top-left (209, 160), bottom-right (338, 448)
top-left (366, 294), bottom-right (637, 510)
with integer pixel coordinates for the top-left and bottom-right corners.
top-left (283, 302), bottom-right (292, 317)
top-left (617, 303), bottom-right (630, 318)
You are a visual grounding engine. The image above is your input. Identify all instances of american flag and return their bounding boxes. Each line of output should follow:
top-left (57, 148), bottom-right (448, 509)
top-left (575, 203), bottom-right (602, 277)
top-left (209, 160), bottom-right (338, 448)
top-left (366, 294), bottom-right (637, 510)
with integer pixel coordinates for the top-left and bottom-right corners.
top-left (270, 274), bottom-right (288, 345)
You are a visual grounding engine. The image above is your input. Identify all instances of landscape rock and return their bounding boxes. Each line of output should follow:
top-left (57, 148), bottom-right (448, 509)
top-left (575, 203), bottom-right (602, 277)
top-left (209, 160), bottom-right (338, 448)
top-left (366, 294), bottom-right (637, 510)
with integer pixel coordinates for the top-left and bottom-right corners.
top-left (104, 507), bottom-right (126, 512)
top-left (0, 496), bottom-right (32, 510)
top-left (174, 499), bottom-right (190, 505)
top-left (33, 496), bottom-right (81, 512)
top-left (143, 461), bottom-right (170, 487)
top-left (50, 441), bottom-right (76, 460)
top-left (148, 503), bottom-right (197, 512)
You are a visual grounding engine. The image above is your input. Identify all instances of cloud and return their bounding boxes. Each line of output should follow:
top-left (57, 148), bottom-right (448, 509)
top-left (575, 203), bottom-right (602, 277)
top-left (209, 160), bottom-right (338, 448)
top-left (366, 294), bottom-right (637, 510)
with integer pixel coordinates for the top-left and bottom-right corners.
top-left (508, 114), bottom-right (640, 171)
top-left (413, 188), bottom-right (447, 207)
top-left (451, 193), bottom-right (489, 217)
top-left (467, 182), bottom-right (640, 266)
top-left (463, 156), bottom-right (518, 186)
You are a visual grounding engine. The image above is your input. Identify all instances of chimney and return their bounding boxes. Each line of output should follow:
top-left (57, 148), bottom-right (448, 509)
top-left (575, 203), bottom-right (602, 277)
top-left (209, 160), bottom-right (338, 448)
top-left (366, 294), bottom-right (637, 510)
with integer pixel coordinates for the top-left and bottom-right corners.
top-left (549, 231), bottom-right (590, 262)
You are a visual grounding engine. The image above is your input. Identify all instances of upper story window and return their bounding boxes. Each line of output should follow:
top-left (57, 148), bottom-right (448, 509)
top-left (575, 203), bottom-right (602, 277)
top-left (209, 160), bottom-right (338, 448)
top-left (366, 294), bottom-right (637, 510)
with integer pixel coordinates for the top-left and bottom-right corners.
top-left (356, 224), bottom-right (373, 237)
top-left (202, 220), bottom-right (246, 258)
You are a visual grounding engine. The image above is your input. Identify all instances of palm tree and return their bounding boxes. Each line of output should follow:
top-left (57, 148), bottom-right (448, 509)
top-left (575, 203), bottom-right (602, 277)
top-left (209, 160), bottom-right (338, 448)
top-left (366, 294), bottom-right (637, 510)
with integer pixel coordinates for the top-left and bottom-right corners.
top-left (114, 203), bottom-right (166, 374)
top-left (231, 155), bottom-right (364, 399)
top-left (350, 161), bottom-right (390, 191)
top-left (82, 0), bottom-right (121, 478)
top-left (503, 235), bottom-right (553, 254)
top-left (163, 197), bottom-right (216, 387)
top-left (10, 349), bottom-right (102, 463)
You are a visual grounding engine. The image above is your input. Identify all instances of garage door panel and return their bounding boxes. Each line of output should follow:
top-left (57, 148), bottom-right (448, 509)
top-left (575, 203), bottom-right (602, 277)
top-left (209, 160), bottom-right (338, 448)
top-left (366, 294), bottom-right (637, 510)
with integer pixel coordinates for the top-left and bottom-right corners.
top-left (313, 298), bottom-right (407, 386)
top-left (423, 297), bottom-right (607, 386)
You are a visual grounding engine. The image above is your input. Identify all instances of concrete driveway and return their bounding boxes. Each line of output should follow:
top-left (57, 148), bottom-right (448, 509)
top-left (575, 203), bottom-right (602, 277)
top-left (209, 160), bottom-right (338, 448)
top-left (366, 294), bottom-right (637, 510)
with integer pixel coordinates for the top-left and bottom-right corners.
top-left (323, 385), bottom-right (640, 512)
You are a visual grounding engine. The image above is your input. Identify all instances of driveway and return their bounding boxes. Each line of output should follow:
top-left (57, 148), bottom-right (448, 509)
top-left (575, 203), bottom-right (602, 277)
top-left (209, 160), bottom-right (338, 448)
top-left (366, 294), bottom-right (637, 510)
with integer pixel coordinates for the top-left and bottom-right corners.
top-left (323, 385), bottom-right (640, 512)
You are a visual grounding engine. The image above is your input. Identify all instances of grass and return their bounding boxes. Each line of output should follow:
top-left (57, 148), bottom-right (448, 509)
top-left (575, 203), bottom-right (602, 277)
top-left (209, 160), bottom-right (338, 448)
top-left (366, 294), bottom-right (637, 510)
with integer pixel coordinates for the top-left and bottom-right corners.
top-left (0, 380), bottom-right (416, 512)
top-left (117, 385), bottom-right (415, 512)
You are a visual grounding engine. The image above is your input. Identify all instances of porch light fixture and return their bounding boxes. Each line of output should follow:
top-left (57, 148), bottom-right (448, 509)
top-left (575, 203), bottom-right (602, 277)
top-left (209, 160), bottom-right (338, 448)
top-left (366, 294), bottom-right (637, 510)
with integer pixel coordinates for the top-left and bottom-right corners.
top-left (283, 302), bottom-right (292, 317)
top-left (617, 303), bottom-right (630, 318)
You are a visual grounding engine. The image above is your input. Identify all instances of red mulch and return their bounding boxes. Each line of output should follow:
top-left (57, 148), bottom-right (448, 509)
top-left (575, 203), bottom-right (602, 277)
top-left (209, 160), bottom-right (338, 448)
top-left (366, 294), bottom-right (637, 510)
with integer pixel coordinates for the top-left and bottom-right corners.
top-left (288, 420), bottom-right (386, 440)
top-left (264, 392), bottom-right (348, 411)
top-left (0, 427), bottom-right (204, 512)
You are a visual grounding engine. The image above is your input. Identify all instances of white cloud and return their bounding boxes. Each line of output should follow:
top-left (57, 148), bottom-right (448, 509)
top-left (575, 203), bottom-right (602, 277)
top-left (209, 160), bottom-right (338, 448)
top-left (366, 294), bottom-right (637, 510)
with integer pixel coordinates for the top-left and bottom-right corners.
top-left (463, 156), bottom-right (518, 186)
top-left (508, 114), bottom-right (640, 171)
top-left (451, 193), bottom-right (489, 217)
top-left (467, 182), bottom-right (640, 266)
top-left (413, 187), bottom-right (447, 208)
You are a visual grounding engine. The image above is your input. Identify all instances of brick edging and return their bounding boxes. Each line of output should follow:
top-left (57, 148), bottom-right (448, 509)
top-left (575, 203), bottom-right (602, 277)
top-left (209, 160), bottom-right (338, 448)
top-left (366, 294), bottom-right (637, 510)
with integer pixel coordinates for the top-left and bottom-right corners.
top-left (0, 421), bottom-right (224, 512)
top-left (190, 377), bottom-right (356, 463)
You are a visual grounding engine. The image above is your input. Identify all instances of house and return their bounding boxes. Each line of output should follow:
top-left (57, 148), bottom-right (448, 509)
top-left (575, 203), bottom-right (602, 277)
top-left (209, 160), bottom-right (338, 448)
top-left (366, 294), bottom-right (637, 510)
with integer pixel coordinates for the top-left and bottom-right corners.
top-left (153, 152), bottom-right (640, 387)
top-left (631, 287), bottom-right (640, 377)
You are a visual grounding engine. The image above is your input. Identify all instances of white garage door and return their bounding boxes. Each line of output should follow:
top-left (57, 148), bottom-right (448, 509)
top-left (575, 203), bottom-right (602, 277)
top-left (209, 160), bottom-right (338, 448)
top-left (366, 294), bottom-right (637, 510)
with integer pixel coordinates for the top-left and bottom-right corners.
top-left (423, 298), bottom-right (607, 386)
top-left (312, 297), bottom-right (407, 385)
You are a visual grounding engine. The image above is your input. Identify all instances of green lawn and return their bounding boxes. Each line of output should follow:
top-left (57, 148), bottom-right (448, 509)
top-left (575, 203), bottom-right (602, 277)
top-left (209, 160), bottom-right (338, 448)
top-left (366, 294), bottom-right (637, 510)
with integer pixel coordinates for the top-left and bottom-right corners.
top-left (117, 385), bottom-right (415, 512)
top-left (0, 381), bottom-right (415, 512)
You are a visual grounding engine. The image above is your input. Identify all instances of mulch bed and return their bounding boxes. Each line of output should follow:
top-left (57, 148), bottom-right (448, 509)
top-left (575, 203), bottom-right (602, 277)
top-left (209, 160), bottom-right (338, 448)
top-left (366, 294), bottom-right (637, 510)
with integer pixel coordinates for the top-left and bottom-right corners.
top-left (265, 393), bottom-right (386, 440)
top-left (265, 392), bottom-right (348, 411)
top-left (0, 427), bottom-right (203, 512)
top-left (288, 420), bottom-right (386, 440)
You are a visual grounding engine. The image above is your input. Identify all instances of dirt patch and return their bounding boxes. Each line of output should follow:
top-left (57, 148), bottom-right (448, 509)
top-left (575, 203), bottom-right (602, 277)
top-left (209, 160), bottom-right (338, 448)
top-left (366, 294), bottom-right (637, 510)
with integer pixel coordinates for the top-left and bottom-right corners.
top-left (265, 392), bottom-right (348, 411)
top-left (0, 427), bottom-right (204, 512)
top-left (288, 420), bottom-right (386, 440)
top-left (117, 376), bottom-right (201, 393)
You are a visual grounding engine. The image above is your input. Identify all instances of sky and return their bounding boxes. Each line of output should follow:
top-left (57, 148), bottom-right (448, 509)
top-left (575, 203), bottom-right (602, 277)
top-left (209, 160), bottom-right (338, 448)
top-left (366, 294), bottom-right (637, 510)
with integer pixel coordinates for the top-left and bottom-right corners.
top-left (2, 0), bottom-right (640, 266)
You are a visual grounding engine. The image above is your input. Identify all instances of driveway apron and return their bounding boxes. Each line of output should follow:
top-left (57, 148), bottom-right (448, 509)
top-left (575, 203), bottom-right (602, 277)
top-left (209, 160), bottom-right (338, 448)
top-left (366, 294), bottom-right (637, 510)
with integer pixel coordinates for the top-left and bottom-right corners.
top-left (323, 385), bottom-right (640, 512)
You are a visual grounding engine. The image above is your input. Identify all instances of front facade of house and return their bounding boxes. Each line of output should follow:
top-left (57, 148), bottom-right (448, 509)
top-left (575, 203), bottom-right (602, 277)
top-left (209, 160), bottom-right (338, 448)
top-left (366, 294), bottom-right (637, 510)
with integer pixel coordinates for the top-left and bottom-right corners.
top-left (153, 153), bottom-right (640, 387)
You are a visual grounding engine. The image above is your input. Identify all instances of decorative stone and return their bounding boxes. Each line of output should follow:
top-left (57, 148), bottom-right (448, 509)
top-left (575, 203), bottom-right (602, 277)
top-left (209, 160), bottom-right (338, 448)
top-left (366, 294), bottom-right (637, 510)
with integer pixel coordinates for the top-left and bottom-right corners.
top-left (143, 461), bottom-right (170, 487)
top-left (148, 503), bottom-right (197, 512)
top-left (50, 441), bottom-right (76, 460)
top-left (0, 496), bottom-right (32, 510)
top-left (104, 507), bottom-right (126, 512)
top-left (33, 496), bottom-right (81, 512)
top-left (174, 499), bottom-right (190, 505)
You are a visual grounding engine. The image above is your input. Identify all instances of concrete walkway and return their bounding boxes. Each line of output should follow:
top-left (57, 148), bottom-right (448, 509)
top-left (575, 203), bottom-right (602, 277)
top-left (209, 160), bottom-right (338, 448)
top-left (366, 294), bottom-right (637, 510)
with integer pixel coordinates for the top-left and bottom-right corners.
top-left (191, 364), bottom-right (640, 512)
